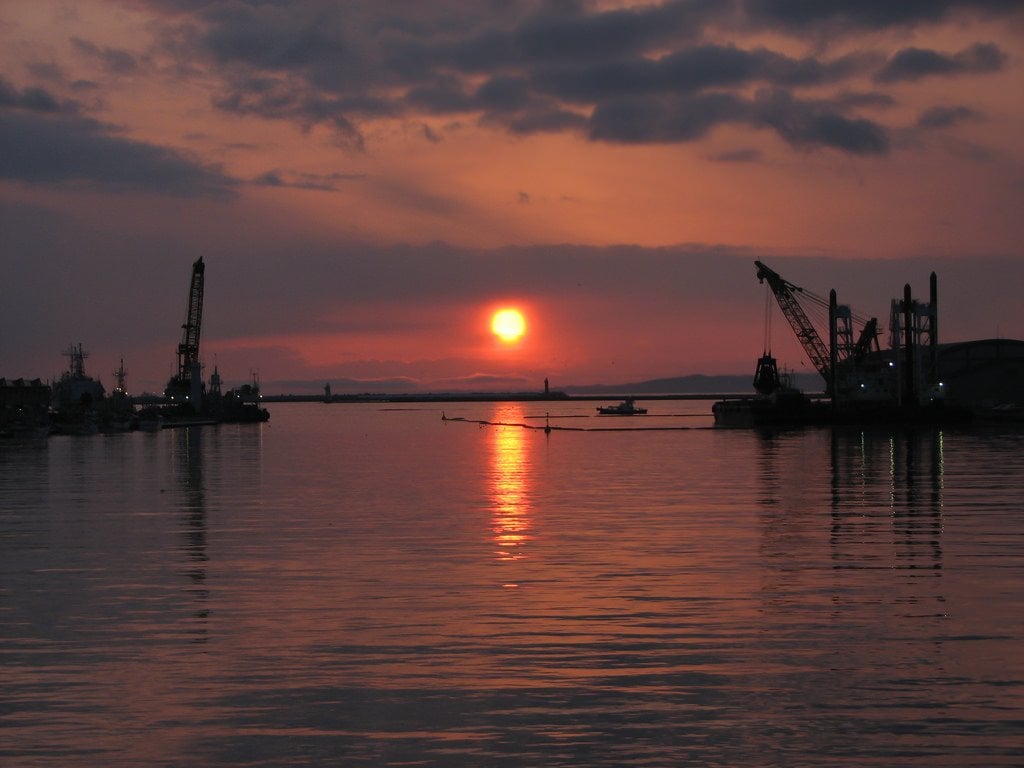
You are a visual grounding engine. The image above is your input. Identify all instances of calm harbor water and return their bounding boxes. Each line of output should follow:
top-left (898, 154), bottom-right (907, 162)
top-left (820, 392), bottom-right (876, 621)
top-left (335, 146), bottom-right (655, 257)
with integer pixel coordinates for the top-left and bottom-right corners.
top-left (2, 401), bottom-right (1023, 767)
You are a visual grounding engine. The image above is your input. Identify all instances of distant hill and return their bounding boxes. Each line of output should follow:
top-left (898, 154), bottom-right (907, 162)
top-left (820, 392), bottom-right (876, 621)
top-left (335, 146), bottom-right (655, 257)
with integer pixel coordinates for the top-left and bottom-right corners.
top-left (564, 372), bottom-right (825, 395)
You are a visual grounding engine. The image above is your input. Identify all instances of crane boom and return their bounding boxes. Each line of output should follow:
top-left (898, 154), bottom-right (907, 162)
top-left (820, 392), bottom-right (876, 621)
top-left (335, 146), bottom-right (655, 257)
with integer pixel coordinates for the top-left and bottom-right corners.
top-left (754, 261), bottom-right (831, 381)
top-left (177, 256), bottom-right (205, 380)
top-left (164, 257), bottom-right (205, 405)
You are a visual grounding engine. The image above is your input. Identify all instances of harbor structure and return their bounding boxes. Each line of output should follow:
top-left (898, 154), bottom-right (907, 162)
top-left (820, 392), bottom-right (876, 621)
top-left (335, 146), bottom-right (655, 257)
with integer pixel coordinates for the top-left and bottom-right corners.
top-left (714, 262), bottom-right (1021, 426)
top-left (151, 257), bottom-right (268, 426)
top-left (164, 256), bottom-right (206, 412)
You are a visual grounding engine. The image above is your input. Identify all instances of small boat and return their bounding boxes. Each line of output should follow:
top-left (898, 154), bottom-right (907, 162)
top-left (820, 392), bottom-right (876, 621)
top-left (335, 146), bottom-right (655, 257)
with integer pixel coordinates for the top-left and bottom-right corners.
top-left (596, 398), bottom-right (647, 415)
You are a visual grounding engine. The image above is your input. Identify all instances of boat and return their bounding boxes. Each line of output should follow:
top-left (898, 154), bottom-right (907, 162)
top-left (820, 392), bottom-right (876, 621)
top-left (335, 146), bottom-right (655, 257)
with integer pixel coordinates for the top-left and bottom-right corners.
top-left (50, 346), bottom-right (139, 434)
top-left (596, 398), bottom-right (647, 415)
top-left (50, 344), bottom-right (107, 435)
top-left (712, 388), bottom-right (827, 428)
top-left (713, 354), bottom-right (826, 427)
top-left (218, 377), bottom-right (270, 423)
top-left (206, 369), bottom-right (270, 423)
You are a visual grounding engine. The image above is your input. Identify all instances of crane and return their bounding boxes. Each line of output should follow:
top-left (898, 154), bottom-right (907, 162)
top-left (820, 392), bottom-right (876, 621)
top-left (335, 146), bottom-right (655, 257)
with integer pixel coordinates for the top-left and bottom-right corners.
top-left (754, 261), bottom-right (880, 399)
top-left (755, 261), bottom-right (830, 381)
top-left (164, 257), bottom-right (205, 408)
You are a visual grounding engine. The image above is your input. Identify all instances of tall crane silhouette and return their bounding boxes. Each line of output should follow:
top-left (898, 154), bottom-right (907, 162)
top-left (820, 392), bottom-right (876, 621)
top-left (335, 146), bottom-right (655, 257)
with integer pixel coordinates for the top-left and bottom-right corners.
top-left (754, 261), bottom-right (881, 400)
top-left (164, 257), bottom-right (205, 409)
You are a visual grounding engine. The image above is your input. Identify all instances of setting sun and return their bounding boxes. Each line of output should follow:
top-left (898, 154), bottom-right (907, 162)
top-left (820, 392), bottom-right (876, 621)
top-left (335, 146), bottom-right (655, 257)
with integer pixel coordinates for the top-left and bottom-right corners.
top-left (491, 308), bottom-right (526, 343)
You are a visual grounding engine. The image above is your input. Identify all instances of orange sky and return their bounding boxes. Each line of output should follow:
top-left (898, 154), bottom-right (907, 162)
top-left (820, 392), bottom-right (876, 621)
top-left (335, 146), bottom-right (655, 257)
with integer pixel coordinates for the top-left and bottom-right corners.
top-left (2, 1), bottom-right (1023, 393)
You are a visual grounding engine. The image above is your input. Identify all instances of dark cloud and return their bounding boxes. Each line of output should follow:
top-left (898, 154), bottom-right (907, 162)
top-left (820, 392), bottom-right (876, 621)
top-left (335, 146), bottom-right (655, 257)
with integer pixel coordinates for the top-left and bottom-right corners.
top-left (754, 91), bottom-right (889, 154)
top-left (212, 75), bottom-right (367, 148)
top-left (512, 0), bottom-right (715, 63)
top-left (421, 123), bottom-right (442, 143)
top-left (139, 0), bottom-right (1017, 156)
top-left (254, 169), bottom-right (285, 187)
top-left (588, 89), bottom-right (889, 154)
top-left (742, 0), bottom-right (1021, 31)
top-left (0, 78), bottom-right (65, 113)
top-left (876, 43), bottom-right (1006, 82)
top-left (503, 106), bottom-right (586, 135)
top-left (400, 0), bottom-right (720, 75)
top-left (405, 75), bottom-right (475, 114)
top-left (779, 111), bottom-right (888, 154)
top-left (530, 45), bottom-right (872, 105)
top-left (832, 91), bottom-right (897, 110)
top-left (252, 169), bottom-right (364, 191)
top-left (0, 108), bottom-right (236, 197)
top-left (917, 105), bottom-right (980, 129)
top-left (589, 92), bottom-right (743, 144)
top-left (710, 148), bottom-right (762, 163)
top-left (70, 79), bottom-right (101, 94)
top-left (201, 3), bottom-right (352, 71)
top-left (25, 61), bottom-right (66, 82)
top-left (476, 75), bottom-right (532, 112)
top-left (70, 37), bottom-right (141, 74)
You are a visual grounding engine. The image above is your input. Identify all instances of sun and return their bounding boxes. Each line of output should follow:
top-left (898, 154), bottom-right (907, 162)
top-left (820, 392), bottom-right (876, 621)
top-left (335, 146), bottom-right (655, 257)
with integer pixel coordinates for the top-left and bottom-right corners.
top-left (491, 308), bottom-right (526, 343)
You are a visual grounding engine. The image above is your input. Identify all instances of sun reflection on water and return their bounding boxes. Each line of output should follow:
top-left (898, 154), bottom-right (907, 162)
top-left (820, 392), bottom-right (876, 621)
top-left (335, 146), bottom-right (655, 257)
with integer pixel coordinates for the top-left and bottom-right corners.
top-left (488, 404), bottom-right (533, 562)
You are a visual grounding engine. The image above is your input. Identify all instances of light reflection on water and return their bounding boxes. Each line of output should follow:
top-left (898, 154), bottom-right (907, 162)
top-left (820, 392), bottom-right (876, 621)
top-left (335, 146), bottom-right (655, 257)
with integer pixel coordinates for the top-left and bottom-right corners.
top-left (489, 403), bottom-right (532, 563)
top-left (1, 403), bottom-right (1023, 767)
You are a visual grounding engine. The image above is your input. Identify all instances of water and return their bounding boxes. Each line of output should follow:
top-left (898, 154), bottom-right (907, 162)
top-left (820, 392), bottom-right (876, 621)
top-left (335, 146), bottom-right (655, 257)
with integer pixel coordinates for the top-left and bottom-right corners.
top-left (2, 402), bottom-right (1023, 767)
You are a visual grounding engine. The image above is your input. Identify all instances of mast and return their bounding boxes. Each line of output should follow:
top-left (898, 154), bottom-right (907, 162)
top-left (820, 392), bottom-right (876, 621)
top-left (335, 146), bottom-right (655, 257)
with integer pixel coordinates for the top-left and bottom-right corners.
top-left (113, 358), bottom-right (128, 395)
top-left (63, 343), bottom-right (89, 379)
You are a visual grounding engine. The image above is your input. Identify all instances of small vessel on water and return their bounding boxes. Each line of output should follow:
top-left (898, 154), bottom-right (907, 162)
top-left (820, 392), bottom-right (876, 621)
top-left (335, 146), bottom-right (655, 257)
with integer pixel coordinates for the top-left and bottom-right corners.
top-left (213, 370), bottom-right (270, 424)
top-left (597, 398), bottom-right (647, 415)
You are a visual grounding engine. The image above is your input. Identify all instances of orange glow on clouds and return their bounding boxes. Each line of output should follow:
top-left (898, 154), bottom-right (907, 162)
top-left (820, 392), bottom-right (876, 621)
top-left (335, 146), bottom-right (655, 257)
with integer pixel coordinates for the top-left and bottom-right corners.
top-left (3, 1), bottom-right (1023, 390)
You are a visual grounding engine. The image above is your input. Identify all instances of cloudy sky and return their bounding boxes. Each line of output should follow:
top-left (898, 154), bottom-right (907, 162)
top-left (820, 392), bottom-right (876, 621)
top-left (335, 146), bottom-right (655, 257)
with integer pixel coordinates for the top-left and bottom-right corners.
top-left (2, 0), bottom-right (1023, 394)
